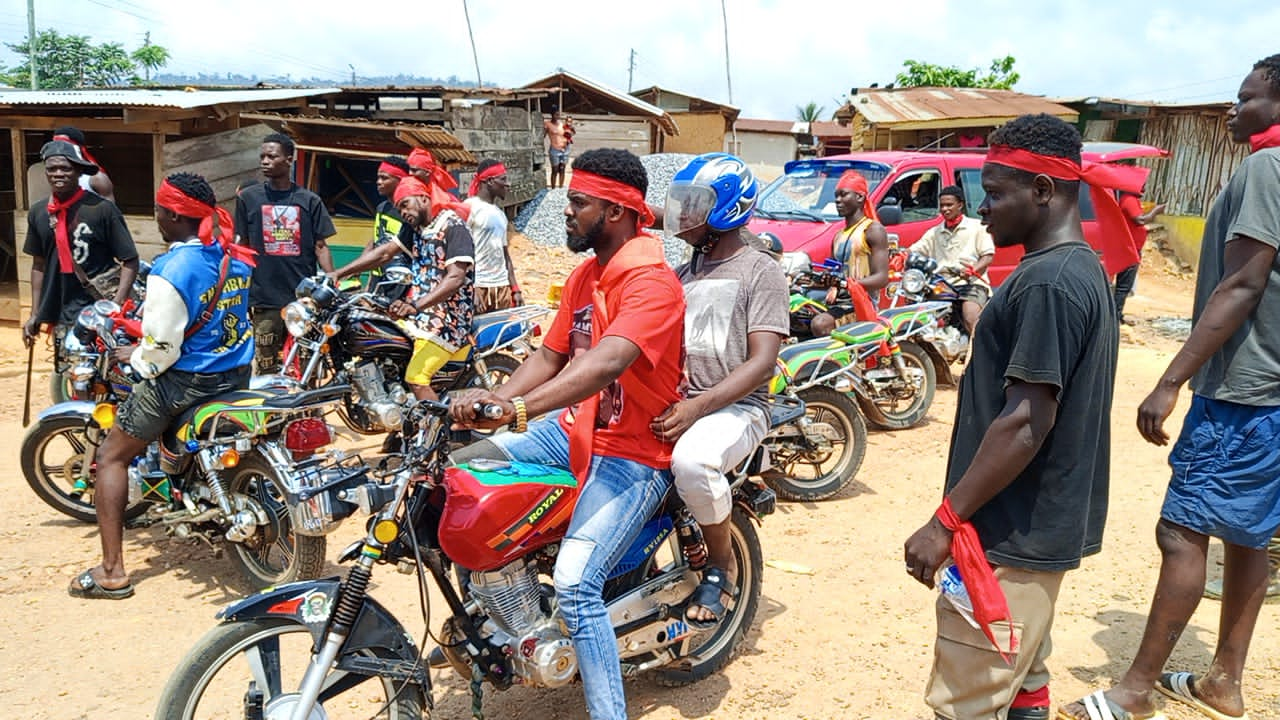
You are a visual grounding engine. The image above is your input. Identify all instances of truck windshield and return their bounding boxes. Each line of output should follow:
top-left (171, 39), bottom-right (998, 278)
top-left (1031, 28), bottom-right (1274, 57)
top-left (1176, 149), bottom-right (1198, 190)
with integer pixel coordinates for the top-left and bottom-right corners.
top-left (757, 161), bottom-right (890, 221)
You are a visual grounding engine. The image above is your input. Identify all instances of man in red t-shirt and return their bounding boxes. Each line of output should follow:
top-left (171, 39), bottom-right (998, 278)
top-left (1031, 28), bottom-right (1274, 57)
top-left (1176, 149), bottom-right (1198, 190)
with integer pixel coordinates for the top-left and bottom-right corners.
top-left (452, 148), bottom-right (683, 720)
top-left (1113, 191), bottom-right (1165, 325)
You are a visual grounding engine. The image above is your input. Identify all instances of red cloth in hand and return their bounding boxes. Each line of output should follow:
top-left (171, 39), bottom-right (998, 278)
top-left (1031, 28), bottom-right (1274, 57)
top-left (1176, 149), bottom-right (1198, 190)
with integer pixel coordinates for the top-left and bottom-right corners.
top-left (935, 497), bottom-right (1017, 663)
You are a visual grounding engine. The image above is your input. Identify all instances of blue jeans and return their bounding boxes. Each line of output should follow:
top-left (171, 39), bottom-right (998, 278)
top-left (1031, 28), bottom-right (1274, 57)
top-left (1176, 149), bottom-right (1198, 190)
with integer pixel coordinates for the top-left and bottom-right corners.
top-left (490, 417), bottom-right (671, 720)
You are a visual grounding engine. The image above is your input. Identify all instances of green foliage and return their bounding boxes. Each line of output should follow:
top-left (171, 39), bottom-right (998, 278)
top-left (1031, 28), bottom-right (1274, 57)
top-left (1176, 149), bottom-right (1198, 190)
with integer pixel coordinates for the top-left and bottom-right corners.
top-left (2, 29), bottom-right (170, 89)
top-left (894, 56), bottom-right (1020, 90)
top-left (796, 101), bottom-right (827, 123)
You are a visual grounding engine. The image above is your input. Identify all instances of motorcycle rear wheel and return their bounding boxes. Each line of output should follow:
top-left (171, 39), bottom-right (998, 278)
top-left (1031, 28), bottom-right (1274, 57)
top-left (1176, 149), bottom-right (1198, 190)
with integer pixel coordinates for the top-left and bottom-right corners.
top-left (764, 386), bottom-right (868, 502)
top-left (155, 618), bottom-right (427, 720)
top-left (223, 454), bottom-right (327, 590)
top-left (656, 506), bottom-right (763, 686)
top-left (20, 414), bottom-right (147, 523)
top-left (864, 340), bottom-right (937, 430)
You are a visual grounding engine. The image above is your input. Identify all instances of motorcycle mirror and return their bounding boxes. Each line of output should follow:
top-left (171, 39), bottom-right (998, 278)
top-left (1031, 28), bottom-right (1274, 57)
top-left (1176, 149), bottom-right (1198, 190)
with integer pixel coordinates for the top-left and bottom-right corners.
top-left (382, 267), bottom-right (413, 285)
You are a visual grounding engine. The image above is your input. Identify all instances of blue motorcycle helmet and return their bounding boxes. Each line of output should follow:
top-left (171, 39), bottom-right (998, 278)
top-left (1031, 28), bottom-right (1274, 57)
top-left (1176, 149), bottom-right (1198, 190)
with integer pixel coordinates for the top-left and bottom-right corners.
top-left (665, 152), bottom-right (758, 250)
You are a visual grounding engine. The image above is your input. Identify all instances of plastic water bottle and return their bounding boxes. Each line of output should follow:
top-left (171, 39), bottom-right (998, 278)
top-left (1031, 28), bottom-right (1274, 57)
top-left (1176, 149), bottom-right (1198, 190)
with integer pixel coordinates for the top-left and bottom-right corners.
top-left (937, 561), bottom-right (980, 629)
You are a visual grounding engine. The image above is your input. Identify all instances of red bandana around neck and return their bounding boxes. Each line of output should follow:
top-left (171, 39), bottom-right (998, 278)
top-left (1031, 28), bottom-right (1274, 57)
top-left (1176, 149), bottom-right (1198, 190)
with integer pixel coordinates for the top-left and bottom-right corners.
top-left (377, 161), bottom-right (408, 180)
top-left (48, 187), bottom-right (87, 274)
top-left (835, 170), bottom-right (878, 222)
top-left (567, 170), bottom-right (655, 228)
top-left (936, 497), bottom-right (1018, 663)
top-left (985, 145), bottom-right (1140, 275)
top-left (156, 179), bottom-right (256, 266)
top-left (1250, 124), bottom-right (1280, 153)
top-left (467, 163), bottom-right (508, 198)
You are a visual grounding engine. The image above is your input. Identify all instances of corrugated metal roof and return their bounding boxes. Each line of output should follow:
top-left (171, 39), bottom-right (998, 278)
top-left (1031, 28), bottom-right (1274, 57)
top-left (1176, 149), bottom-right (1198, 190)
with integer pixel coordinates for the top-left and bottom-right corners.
top-left (845, 87), bottom-right (1077, 127)
top-left (0, 88), bottom-right (337, 109)
top-left (522, 71), bottom-right (679, 135)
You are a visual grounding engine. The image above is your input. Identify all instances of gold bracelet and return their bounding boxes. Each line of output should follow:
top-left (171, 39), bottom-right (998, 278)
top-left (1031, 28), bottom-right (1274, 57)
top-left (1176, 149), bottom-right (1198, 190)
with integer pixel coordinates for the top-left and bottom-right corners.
top-left (510, 396), bottom-right (528, 433)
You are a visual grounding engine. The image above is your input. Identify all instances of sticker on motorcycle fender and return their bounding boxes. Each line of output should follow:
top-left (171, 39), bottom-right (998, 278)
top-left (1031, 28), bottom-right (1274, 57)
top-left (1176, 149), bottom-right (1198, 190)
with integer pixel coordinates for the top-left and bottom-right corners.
top-left (488, 487), bottom-right (566, 551)
top-left (664, 620), bottom-right (691, 642)
top-left (300, 591), bottom-right (333, 624)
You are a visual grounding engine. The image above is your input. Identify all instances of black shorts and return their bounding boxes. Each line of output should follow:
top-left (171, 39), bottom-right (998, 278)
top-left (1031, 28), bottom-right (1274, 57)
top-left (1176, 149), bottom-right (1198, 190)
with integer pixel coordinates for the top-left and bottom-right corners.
top-left (116, 365), bottom-right (252, 442)
top-left (956, 283), bottom-right (991, 307)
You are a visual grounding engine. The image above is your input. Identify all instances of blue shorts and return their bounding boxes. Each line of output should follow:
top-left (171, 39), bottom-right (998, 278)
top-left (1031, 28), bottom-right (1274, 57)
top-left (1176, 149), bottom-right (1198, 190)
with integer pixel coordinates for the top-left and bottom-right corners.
top-left (549, 148), bottom-right (569, 166)
top-left (1162, 395), bottom-right (1280, 549)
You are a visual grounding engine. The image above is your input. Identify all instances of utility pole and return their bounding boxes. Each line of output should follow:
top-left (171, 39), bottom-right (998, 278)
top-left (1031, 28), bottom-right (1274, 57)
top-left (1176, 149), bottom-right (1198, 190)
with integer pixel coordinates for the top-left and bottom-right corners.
top-left (27, 0), bottom-right (38, 90)
top-left (627, 48), bottom-right (636, 92)
top-left (349, 64), bottom-right (356, 86)
top-left (462, 0), bottom-right (482, 87)
top-left (720, 0), bottom-right (733, 104)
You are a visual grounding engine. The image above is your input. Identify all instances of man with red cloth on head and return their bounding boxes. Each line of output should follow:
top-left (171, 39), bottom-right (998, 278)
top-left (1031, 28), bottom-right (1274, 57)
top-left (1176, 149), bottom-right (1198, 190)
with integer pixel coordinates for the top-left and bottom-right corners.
top-left (329, 155), bottom-right (414, 291)
top-left (464, 158), bottom-right (522, 312)
top-left (22, 139), bottom-right (138, 354)
top-left (450, 148), bottom-right (684, 720)
top-left (1061, 53), bottom-right (1280, 720)
top-left (810, 169), bottom-right (889, 336)
top-left (406, 147), bottom-right (469, 221)
top-left (68, 172), bottom-right (255, 600)
top-left (903, 114), bottom-right (1118, 720)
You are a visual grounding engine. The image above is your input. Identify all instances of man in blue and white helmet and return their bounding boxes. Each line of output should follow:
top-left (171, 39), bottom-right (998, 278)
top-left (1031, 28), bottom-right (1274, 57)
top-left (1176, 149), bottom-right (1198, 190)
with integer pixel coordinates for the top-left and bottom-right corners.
top-left (651, 153), bottom-right (789, 627)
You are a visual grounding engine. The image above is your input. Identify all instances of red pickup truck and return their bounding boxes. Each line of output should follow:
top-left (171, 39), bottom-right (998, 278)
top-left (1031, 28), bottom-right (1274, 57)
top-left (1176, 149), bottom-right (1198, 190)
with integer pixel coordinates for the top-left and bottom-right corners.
top-left (748, 142), bottom-right (1168, 286)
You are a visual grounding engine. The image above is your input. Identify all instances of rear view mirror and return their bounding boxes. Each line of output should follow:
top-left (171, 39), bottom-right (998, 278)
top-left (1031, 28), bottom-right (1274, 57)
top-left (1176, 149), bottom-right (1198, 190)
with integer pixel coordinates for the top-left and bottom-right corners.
top-left (877, 202), bottom-right (903, 226)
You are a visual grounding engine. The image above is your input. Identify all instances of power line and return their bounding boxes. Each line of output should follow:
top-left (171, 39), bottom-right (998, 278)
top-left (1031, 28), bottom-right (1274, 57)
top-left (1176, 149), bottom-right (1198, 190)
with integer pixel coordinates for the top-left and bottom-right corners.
top-left (1131, 74), bottom-right (1241, 98)
top-left (83, 0), bottom-right (154, 23)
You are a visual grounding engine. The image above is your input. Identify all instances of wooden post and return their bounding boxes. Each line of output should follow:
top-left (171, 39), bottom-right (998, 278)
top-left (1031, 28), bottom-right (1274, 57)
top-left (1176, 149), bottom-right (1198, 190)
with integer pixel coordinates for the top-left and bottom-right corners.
top-left (11, 128), bottom-right (26, 210)
top-left (152, 132), bottom-right (165, 192)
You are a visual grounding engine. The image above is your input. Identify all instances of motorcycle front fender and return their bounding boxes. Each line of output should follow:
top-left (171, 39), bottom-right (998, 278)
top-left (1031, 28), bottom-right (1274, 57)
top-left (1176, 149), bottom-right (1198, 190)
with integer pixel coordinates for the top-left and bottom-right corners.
top-left (217, 578), bottom-right (425, 667)
top-left (36, 400), bottom-right (97, 424)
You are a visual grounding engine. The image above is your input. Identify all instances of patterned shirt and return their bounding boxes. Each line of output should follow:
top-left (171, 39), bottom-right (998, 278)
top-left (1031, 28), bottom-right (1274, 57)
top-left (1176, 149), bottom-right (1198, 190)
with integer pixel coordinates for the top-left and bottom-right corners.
top-left (405, 209), bottom-right (475, 350)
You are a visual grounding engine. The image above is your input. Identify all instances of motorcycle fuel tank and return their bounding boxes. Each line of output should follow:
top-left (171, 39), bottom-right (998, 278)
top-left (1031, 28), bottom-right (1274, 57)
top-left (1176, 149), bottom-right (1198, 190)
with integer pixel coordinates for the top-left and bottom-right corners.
top-left (439, 461), bottom-right (580, 572)
top-left (339, 310), bottom-right (413, 361)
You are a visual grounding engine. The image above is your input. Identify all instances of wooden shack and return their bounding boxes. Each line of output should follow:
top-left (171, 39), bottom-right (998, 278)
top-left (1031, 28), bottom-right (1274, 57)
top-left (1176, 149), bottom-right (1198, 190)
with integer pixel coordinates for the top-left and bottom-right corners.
top-left (522, 71), bottom-right (679, 156)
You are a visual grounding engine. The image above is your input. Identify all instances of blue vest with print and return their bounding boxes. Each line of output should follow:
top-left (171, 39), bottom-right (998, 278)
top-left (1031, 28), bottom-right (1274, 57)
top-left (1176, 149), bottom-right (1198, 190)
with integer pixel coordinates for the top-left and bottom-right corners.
top-left (151, 242), bottom-right (255, 373)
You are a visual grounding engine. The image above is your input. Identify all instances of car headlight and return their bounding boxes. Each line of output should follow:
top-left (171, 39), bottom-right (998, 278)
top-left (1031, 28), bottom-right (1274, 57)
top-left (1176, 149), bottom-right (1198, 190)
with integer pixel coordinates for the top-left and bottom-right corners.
top-left (283, 299), bottom-right (316, 337)
top-left (902, 269), bottom-right (927, 294)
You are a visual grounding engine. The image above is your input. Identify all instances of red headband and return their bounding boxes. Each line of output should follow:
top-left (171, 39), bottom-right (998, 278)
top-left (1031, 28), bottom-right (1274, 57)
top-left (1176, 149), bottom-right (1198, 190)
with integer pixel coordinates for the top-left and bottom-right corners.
top-left (392, 175), bottom-right (471, 221)
top-left (393, 176), bottom-right (430, 206)
top-left (568, 170), bottom-right (655, 228)
top-left (835, 170), bottom-right (877, 222)
top-left (986, 145), bottom-right (1139, 274)
top-left (378, 161), bottom-right (408, 179)
top-left (467, 163), bottom-right (508, 197)
top-left (407, 148), bottom-right (459, 192)
top-left (156, 179), bottom-right (256, 266)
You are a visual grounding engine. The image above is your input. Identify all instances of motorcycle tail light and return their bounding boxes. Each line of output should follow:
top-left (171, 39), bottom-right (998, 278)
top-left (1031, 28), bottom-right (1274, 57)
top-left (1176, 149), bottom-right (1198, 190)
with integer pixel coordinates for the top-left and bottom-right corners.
top-left (285, 418), bottom-right (333, 454)
top-left (532, 323), bottom-right (542, 338)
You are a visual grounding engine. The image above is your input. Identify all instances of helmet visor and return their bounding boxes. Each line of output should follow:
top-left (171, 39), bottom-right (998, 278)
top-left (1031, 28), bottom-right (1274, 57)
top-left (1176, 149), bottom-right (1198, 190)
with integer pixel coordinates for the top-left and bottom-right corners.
top-left (664, 185), bottom-right (717, 240)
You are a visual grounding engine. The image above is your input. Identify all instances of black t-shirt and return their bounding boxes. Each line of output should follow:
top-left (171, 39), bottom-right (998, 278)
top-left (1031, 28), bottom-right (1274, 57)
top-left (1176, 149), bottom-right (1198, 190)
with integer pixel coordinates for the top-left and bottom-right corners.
top-left (944, 241), bottom-right (1118, 571)
top-left (234, 182), bottom-right (336, 309)
top-left (24, 193), bottom-right (138, 324)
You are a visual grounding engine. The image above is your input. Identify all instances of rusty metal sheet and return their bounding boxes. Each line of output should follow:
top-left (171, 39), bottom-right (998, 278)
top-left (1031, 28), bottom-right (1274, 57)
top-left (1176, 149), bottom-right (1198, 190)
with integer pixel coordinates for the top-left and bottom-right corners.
top-left (846, 87), bottom-right (1077, 127)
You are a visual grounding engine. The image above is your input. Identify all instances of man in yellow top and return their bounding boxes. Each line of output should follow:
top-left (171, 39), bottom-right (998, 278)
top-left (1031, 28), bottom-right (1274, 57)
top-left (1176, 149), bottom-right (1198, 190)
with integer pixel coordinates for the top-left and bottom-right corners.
top-left (912, 185), bottom-right (995, 334)
top-left (810, 170), bottom-right (889, 335)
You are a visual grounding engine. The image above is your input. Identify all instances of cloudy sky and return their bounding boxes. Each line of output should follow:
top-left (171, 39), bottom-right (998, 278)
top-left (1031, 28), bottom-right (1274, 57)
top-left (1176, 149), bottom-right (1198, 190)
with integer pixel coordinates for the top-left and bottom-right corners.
top-left (1, 0), bottom-right (1275, 119)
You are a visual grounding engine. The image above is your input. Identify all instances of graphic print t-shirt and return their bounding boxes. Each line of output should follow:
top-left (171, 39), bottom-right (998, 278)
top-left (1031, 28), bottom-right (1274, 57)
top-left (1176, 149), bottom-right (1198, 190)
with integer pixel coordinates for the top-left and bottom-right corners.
top-left (234, 182), bottom-right (336, 309)
top-left (544, 246), bottom-right (685, 469)
top-left (405, 210), bottom-right (475, 351)
top-left (24, 193), bottom-right (138, 324)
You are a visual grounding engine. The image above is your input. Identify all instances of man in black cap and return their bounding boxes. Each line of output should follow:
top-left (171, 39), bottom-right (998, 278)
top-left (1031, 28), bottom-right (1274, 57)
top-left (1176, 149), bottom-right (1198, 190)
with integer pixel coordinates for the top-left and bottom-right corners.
top-left (22, 139), bottom-right (139, 351)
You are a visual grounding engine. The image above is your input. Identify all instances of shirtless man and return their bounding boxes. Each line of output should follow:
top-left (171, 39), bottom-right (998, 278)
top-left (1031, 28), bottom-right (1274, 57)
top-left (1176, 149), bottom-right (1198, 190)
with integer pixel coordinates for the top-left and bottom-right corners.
top-left (544, 111), bottom-right (575, 189)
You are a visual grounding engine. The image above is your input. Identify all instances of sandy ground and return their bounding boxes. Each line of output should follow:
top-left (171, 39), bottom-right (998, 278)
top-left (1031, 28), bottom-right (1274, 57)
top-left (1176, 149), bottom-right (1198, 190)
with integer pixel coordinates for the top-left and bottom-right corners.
top-left (1, 238), bottom-right (1278, 720)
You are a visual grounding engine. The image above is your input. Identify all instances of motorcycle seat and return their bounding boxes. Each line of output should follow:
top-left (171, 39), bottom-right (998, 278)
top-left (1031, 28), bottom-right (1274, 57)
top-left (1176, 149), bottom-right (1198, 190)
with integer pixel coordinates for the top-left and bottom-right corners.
top-left (777, 335), bottom-right (842, 365)
top-left (831, 320), bottom-right (891, 345)
top-left (471, 314), bottom-right (528, 351)
top-left (879, 302), bottom-right (950, 323)
top-left (163, 389), bottom-right (277, 453)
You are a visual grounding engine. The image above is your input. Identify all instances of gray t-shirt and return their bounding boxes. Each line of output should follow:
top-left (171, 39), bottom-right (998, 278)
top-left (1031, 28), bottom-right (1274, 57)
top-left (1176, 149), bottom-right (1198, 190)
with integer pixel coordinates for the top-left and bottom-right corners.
top-left (1190, 147), bottom-right (1280, 405)
top-left (676, 247), bottom-right (790, 412)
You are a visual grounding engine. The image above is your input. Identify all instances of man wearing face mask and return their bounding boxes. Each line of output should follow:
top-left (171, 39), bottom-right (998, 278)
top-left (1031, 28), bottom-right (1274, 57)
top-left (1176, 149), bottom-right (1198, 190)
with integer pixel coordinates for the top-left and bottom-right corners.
top-left (450, 148), bottom-right (684, 720)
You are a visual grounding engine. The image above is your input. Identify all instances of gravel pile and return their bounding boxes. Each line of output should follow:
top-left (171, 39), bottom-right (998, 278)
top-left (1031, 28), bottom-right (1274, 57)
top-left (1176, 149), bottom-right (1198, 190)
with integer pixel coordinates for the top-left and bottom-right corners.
top-left (514, 153), bottom-right (696, 267)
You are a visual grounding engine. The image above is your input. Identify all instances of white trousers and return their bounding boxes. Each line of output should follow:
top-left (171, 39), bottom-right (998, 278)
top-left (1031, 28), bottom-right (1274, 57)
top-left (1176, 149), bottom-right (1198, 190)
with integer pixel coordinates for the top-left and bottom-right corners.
top-left (670, 402), bottom-right (769, 525)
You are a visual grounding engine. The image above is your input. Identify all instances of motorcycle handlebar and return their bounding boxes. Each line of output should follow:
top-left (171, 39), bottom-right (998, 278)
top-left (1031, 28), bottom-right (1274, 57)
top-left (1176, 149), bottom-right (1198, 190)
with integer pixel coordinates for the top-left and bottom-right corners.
top-left (474, 402), bottom-right (505, 420)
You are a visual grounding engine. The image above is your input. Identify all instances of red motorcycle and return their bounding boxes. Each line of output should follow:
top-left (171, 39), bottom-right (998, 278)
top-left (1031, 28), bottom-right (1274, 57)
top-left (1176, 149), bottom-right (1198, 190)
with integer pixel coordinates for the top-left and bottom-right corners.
top-left (157, 398), bottom-right (777, 718)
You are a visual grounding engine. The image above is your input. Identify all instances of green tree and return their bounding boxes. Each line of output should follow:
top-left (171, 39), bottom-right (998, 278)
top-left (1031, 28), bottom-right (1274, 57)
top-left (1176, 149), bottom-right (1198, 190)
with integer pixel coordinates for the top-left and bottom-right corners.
top-left (131, 42), bottom-right (170, 84)
top-left (2, 29), bottom-right (147, 89)
top-left (796, 101), bottom-right (827, 123)
top-left (894, 55), bottom-right (1020, 90)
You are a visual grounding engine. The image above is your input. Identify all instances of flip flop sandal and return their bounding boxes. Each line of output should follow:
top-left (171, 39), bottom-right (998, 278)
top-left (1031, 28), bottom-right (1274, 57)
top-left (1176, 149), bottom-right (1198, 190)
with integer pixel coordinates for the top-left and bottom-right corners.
top-left (1056, 691), bottom-right (1167, 720)
top-left (1155, 672), bottom-right (1249, 720)
top-left (685, 565), bottom-right (738, 630)
top-left (68, 569), bottom-right (134, 600)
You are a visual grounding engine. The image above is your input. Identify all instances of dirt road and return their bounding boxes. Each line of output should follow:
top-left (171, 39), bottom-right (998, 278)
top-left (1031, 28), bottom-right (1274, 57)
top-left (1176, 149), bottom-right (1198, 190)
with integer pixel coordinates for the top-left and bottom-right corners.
top-left (1, 244), bottom-right (1277, 720)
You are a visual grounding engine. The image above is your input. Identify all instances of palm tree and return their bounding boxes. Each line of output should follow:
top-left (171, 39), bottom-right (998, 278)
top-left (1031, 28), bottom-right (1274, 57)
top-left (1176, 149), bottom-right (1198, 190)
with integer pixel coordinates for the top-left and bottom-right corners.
top-left (796, 102), bottom-right (826, 123)
top-left (131, 41), bottom-right (170, 84)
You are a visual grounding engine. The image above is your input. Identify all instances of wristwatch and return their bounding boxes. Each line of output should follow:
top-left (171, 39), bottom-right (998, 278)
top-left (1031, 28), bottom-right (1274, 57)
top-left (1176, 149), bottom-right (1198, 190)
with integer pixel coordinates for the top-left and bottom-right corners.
top-left (510, 396), bottom-right (528, 433)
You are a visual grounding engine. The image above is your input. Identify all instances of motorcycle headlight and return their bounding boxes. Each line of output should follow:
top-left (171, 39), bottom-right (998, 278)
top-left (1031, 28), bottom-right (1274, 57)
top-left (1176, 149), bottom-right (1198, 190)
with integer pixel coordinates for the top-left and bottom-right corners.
top-left (283, 299), bottom-right (316, 337)
top-left (902, 268), bottom-right (928, 294)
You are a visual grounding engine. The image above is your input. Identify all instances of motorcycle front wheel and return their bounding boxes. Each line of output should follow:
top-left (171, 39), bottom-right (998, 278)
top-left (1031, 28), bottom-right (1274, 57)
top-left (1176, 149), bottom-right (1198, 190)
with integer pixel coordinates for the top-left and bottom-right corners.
top-left (223, 453), bottom-right (326, 589)
top-left (764, 386), bottom-right (868, 502)
top-left (863, 340), bottom-right (937, 430)
top-left (20, 414), bottom-right (147, 523)
top-left (154, 618), bottom-right (426, 720)
top-left (655, 505), bottom-right (763, 686)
